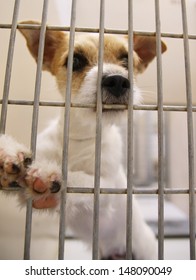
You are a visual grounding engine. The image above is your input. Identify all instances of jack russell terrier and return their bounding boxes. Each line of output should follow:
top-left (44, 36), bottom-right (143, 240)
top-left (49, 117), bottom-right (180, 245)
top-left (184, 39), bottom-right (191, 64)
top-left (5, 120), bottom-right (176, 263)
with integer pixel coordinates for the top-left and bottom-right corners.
top-left (0, 21), bottom-right (166, 259)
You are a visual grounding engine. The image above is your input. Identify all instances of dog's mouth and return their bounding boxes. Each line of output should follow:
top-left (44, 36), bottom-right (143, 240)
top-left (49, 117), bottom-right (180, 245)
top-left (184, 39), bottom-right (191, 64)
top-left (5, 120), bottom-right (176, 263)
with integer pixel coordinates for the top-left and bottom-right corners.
top-left (102, 100), bottom-right (128, 113)
top-left (102, 104), bottom-right (127, 112)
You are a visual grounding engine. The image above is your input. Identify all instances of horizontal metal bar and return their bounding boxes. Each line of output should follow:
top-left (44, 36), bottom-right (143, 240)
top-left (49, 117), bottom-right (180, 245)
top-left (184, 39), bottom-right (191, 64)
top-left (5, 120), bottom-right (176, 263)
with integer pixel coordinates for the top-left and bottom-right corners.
top-left (1, 186), bottom-right (196, 195)
top-left (65, 232), bottom-right (195, 240)
top-left (0, 23), bottom-right (196, 39)
top-left (68, 233), bottom-right (196, 239)
top-left (162, 234), bottom-right (196, 239)
top-left (1, 99), bottom-right (196, 112)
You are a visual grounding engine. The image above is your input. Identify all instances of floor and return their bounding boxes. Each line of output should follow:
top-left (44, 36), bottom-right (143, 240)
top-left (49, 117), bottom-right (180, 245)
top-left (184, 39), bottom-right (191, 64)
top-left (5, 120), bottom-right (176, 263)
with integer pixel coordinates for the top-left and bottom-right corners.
top-left (0, 194), bottom-right (191, 260)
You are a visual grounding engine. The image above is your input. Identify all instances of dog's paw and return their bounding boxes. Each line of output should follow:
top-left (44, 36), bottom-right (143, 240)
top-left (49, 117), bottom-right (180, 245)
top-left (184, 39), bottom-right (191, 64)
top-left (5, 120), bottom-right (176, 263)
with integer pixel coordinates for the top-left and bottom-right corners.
top-left (0, 135), bottom-right (32, 189)
top-left (23, 161), bottom-right (62, 209)
top-left (0, 135), bottom-right (62, 210)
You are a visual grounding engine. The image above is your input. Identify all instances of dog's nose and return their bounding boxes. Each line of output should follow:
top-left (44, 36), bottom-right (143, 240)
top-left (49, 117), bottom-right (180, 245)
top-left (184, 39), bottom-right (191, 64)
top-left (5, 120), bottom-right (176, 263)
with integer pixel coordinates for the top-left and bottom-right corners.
top-left (102, 75), bottom-right (130, 97)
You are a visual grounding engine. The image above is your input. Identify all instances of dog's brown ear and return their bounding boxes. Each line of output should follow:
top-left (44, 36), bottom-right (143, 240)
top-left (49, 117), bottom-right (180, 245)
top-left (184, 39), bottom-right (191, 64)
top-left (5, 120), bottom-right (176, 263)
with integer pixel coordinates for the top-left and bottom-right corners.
top-left (133, 35), bottom-right (167, 73)
top-left (19, 21), bottom-right (66, 74)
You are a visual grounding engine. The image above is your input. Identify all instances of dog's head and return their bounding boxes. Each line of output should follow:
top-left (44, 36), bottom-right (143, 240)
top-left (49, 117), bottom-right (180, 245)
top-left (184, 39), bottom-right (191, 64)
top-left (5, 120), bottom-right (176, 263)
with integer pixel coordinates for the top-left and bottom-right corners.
top-left (19, 21), bottom-right (166, 116)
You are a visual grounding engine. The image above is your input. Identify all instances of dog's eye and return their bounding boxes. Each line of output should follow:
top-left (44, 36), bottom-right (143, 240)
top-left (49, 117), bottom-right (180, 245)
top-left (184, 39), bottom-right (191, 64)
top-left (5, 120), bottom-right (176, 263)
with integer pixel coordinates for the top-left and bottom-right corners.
top-left (65, 53), bottom-right (88, 72)
top-left (120, 54), bottom-right (128, 69)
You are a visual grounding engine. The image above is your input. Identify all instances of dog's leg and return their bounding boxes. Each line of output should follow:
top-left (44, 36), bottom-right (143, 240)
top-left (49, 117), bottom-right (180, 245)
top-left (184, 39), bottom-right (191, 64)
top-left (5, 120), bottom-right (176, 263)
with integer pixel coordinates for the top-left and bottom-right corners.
top-left (22, 118), bottom-right (62, 209)
top-left (99, 194), bottom-right (158, 260)
top-left (0, 119), bottom-right (62, 209)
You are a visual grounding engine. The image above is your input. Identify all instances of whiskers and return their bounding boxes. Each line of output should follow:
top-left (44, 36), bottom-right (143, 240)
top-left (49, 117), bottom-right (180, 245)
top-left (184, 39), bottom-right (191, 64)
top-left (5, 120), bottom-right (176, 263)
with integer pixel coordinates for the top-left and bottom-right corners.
top-left (139, 87), bottom-right (156, 103)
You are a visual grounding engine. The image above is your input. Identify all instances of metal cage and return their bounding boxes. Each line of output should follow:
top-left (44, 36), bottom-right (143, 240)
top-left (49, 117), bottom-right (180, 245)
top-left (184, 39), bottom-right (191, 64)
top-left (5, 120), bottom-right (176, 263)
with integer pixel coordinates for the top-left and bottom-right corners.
top-left (0, 0), bottom-right (195, 260)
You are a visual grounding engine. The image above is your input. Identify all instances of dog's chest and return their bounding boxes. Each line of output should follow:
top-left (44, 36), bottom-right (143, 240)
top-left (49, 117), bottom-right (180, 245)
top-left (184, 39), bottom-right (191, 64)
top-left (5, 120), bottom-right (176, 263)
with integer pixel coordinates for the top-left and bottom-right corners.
top-left (68, 125), bottom-right (123, 179)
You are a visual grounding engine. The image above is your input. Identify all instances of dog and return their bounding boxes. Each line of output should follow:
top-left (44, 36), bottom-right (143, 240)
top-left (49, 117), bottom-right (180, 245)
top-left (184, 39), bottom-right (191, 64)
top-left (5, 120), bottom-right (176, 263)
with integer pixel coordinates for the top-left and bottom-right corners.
top-left (0, 21), bottom-right (166, 259)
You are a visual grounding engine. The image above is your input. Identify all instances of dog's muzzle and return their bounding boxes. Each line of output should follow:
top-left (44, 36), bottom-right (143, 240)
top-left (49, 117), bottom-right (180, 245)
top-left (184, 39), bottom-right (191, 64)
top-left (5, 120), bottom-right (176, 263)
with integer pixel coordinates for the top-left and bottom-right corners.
top-left (101, 74), bottom-right (130, 105)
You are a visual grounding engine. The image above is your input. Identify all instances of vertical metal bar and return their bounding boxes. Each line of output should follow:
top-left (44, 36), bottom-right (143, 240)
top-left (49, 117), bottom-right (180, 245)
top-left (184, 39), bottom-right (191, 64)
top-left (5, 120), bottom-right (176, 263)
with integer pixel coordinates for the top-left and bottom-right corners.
top-left (0, 0), bottom-right (20, 134)
top-left (126, 0), bottom-right (134, 260)
top-left (58, 0), bottom-right (77, 260)
top-left (23, 0), bottom-right (49, 260)
top-left (30, 0), bottom-right (49, 155)
top-left (92, 0), bottom-right (105, 260)
top-left (155, 0), bottom-right (164, 260)
top-left (164, 112), bottom-right (170, 188)
top-left (181, 0), bottom-right (195, 260)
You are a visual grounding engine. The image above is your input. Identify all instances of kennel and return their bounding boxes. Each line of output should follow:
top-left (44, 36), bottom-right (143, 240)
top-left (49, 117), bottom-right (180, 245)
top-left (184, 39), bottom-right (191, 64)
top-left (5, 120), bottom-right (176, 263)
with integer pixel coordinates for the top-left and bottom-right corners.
top-left (0, 0), bottom-right (195, 260)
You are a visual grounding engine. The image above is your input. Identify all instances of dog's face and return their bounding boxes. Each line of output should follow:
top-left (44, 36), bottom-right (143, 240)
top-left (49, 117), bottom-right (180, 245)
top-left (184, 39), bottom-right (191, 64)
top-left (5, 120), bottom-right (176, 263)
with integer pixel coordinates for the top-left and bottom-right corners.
top-left (19, 21), bottom-right (166, 119)
top-left (65, 34), bottom-right (141, 107)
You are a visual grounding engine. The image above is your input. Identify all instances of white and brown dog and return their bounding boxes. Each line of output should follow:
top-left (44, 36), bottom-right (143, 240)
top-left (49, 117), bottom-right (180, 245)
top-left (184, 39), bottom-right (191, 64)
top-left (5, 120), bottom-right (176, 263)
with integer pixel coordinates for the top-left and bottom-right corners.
top-left (0, 21), bottom-right (166, 259)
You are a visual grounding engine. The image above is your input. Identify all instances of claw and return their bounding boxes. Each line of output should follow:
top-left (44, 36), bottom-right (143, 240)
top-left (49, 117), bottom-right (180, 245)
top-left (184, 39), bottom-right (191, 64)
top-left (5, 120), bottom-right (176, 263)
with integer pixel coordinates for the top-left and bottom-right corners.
top-left (50, 181), bottom-right (61, 193)
top-left (9, 181), bottom-right (21, 188)
top-left (12, 163), bottom-right (21, 174)
top-left (24, 157), bottom-right (32, 168)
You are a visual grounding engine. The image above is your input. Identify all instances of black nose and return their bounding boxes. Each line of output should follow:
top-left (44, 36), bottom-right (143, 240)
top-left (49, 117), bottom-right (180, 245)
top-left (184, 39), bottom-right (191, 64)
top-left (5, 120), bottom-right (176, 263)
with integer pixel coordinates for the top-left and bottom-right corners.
top-left (102, 75), bottom-right (130, 97)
